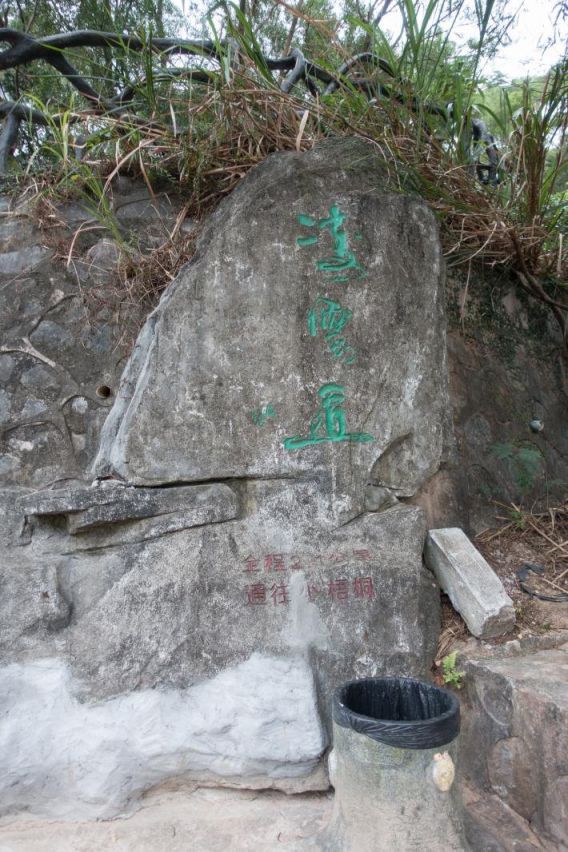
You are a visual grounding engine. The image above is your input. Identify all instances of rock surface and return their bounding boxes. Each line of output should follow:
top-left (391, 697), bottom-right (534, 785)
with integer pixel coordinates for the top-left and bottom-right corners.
top-left (0, 474), bottom-right (440, 813)
top-left (459, 641), bottom-right (568, 850)
top-left (0, 656), bottom-right (325, 820)
top-left (0, 183), bottom-right (187, 490)
top-left (446, 312), bottom-right (568, 534)
top-left (4, 480), bottom-right (439, 705)
top-left (462, 784), bottom-right (546, 851)
top-left (425, 527), bottom-right (515, 638)
top-left (0, 141), bottom-right (448, 818)
top-left (0, 214), bottom-right (135, 488)
top-left (18, 480), bottom-right (239, 533)
top-left (94, 138), bottom-right (450, 525)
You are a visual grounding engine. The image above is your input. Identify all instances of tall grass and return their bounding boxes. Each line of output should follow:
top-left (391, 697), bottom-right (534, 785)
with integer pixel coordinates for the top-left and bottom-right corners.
top-left (1, 0), bottom-right (566, 338)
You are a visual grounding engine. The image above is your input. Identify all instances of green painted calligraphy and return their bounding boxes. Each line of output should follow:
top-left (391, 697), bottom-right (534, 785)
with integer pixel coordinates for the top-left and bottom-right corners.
top-left (296, 206), bottom-right (366, 281)
top-left (284, 384), bottom-right (374, 450)
top-left (251, 404), bottom-right (276, 427)
top-left (308, 296), bottom-right (357, 365)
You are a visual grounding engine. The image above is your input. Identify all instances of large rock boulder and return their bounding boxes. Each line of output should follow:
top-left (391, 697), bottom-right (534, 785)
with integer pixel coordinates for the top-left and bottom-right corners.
top-left (95, 138), bottom-right (449, 524)
top-left (1, 139), bottom-right (450, 817)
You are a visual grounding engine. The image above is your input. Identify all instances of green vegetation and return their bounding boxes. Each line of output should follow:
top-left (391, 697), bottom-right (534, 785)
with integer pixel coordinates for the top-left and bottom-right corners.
top-left (0, 0), bottom-right (566, 332)
top-left (441, 651), bottom-right (465, 689)
top-left (490, 441), bottom-right (546, 494)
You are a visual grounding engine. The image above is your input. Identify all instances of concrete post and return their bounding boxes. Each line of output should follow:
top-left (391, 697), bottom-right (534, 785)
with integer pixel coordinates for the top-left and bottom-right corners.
top-left (320, 678), bottom-right (469, 852)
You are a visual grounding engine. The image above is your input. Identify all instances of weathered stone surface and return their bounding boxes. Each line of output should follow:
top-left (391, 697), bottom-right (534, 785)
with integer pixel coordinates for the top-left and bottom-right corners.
top-left (462, 784), bottom-right (545, 852)
top-left (18, 481), bottom-right (240, 533)
top-left (459, 642), bottom-right (568, 849)
top-left (0, 217), bottom-right (37, 251)
top-left (446, 319), bottom-right (568, 534)
top-left (0, 787), bottom-right (331, 851)
top-left (3, 480), bottom-right (439, 704)
top-left (94, 139), bottom-right (449, 524)
top-left (0, 245), bottom-right (53, 274)
top-left (0, 655), bottom-right (326, 819)
top-left (0, 488), bottom-right (69, 654)
top-left (0, 149), bottom-right (448, 819)
top-left (0, 474), bottom-right (439, 815)
top-left (59, 484), bottom-right (438, 702)
top-left (425, 527), bottom-right (515, 638)
top-left (0, 190), bottom-right (178, 489)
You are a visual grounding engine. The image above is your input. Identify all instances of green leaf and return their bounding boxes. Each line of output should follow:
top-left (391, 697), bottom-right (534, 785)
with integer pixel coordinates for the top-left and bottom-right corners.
top-left (490, 442), bottom-right (514, 461)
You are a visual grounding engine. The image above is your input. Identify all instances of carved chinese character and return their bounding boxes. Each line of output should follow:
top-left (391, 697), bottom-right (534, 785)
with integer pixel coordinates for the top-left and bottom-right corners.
top-left (284, 384), bottom-right (374, 451)
top-left (243, 554), bottom-right (259, 573)
top-left (250, 403), bottom-right (276, 427)
top-left (328, 578), bottom-right (349, 601)
top-left (327, 551), bottom-right (348, 564)
top-left (270, 582), bottom-right (289, 605)
top-left (353, 576), bottom-right (375, 599)
top-left (353, 549), bottom-right (372, 561)
top-left (296, 206), bottom-right (366, 281)
top-left (246, 583), bottom-right (267, 605)
top-left (264, 553), bottom-right (286, 571)
top-left (307, 296), bottom-right (357, 366)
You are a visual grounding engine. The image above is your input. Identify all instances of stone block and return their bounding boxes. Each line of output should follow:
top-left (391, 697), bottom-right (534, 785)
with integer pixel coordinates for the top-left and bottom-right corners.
top-left (462, 784), bottom-right (544, 852)
top-left (425, 527), bottom-right (515, 638)
top-left (460, 643), bottom-right (568, 850)
top-left (94, 138), bottom-right (451, 526)
top-left (0, 246), bottom-right (52, 275)
top-left (18, 481), bottom-right (240, 533)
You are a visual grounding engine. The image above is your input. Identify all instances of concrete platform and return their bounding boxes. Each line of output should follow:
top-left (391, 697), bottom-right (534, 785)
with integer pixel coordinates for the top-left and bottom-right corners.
top-left (0, 787), bottom-right (332, 852)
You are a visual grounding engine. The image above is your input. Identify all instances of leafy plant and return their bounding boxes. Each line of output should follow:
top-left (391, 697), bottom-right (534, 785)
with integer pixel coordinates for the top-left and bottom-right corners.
top-left (490, 441), bottom-right (545, 494)
top-left (442, 651), bottom-right (465, 689)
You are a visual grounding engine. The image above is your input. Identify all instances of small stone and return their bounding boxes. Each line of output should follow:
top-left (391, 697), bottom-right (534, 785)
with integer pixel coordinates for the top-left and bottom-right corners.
top-left (20, 365), bottom-right (60, 397)
top-left (0, 246), bottom-right (52, 275)
top-left (0, 354), bottom-right (15, 383)
top-left (425, 527), bottom-right (516, 639)
top-left (82, 239), bottom-right (122, 284)
top-left (0, 388), bottom-right (12, 423)
top-left (364, 484), bottom-right (399, 512)
top-left (30, 320), bottom-right (74, 351)
top-left (20, 398), bottom-right (48, 418)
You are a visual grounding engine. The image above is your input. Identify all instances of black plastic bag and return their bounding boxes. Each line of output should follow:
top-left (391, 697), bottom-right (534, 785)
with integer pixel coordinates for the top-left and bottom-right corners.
top-left (333, 676), bottom-right (460, 750)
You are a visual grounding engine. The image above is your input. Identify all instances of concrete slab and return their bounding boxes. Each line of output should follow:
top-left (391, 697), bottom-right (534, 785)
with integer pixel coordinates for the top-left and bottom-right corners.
top-left (0, 788), bottom-right (332, 852)
top-left (425, 528), bottom-right (515, 638)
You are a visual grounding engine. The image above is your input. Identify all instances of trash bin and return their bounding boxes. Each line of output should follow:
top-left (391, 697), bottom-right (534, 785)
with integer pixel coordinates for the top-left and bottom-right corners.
top-left (320, 677), bottom-right (469, 851)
